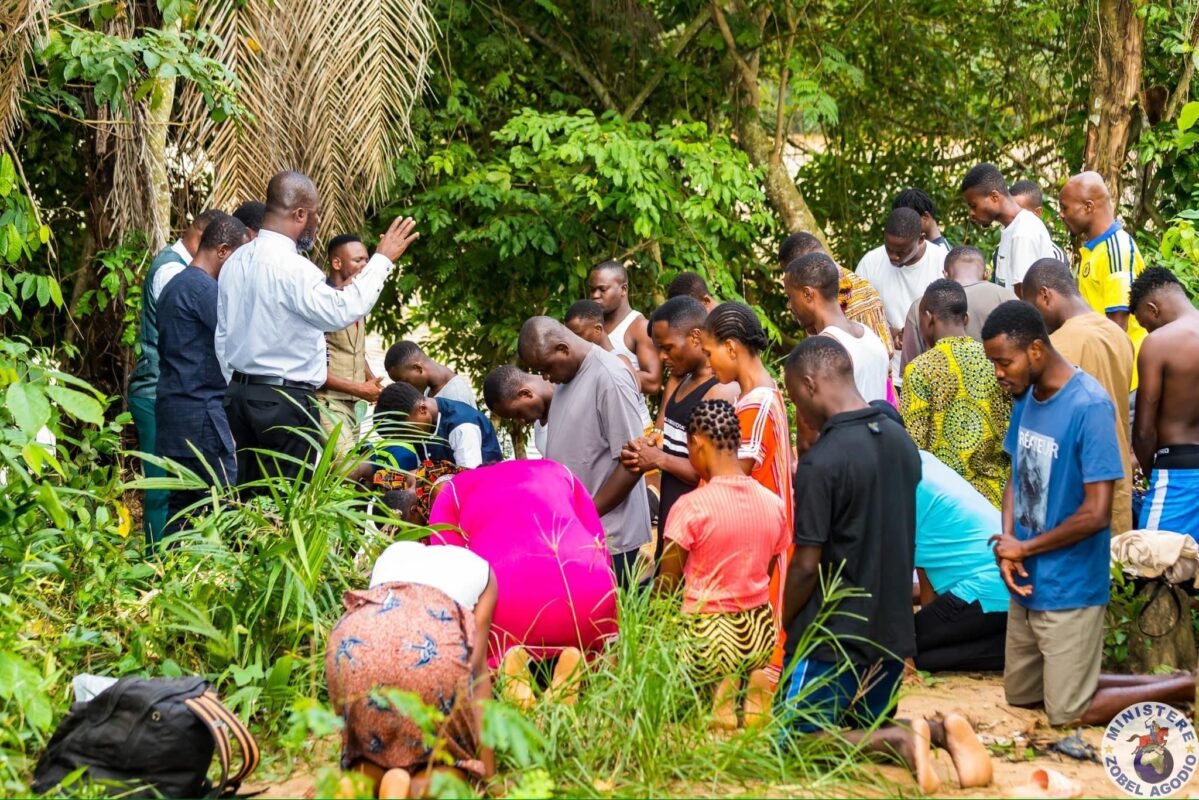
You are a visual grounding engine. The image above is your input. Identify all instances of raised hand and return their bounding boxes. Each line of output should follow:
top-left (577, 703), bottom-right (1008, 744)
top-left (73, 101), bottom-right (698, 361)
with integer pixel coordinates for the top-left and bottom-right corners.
top-left (359, 376), bottom-right (384, 403)
top-left (376, 216), bottom-right (420, 262)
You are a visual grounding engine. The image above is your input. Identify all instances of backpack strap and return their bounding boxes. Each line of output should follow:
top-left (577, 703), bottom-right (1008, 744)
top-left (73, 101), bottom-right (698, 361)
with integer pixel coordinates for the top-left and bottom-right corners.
top-left (183, 691), bottom-right (261, 796)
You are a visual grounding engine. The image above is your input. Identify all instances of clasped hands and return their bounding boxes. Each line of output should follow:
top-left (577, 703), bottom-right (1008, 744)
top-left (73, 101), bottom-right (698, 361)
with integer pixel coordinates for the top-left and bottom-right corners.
top-left (988, 533), bottom-right (1033, 598)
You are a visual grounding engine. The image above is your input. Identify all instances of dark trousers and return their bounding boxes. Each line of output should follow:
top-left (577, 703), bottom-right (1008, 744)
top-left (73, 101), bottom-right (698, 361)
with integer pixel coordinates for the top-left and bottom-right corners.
top-left (611, 548), bottom-right (641, 591)
top-left (165, 451), bottom-right (237, 537)
top-left (914, 591), bottom-right (1007, 672)
top-left (223, 381), bottom-right (320, 490)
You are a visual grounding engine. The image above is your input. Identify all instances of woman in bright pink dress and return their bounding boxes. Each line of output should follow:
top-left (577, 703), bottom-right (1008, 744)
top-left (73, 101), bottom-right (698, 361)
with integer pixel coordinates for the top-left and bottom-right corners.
top-left (428, 459), bottom-right (619, 677)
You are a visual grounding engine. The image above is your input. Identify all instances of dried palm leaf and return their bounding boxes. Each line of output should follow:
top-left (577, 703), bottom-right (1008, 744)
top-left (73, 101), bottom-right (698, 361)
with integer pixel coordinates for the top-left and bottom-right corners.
top-left (0, 0), bottom-right (48, 142)
top-left (178, 0), bottom-right (434, 237)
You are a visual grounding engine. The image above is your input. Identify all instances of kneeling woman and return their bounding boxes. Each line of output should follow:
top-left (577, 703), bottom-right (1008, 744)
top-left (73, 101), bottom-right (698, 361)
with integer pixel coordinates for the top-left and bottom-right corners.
top-left (656, 400), bottom-right (789, 729)
top-left (326, 494), bottom-right (498, 798)
top-left (428, 459), bottom-right (619, 702)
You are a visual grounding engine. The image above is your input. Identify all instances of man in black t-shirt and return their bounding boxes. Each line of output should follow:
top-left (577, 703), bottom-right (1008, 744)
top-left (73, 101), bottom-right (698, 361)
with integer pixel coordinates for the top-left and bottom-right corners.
top-left (779, 336), bottom-right (993, 793)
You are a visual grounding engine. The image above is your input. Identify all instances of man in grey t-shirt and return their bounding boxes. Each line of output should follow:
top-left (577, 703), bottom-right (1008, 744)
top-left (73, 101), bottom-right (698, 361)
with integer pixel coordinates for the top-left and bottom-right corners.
top-left (518, 316), bottom-right (651, 587)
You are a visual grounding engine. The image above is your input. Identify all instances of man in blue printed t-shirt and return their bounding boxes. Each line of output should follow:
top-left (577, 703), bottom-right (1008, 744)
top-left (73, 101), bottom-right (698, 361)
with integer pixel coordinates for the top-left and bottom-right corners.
top-left (983, 300), bottom-right (1195, 727)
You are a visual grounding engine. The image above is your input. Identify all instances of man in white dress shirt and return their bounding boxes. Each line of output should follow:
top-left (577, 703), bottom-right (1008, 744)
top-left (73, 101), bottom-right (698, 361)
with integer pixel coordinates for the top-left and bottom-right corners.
top-left (215, 171), bottom-right (418, 485)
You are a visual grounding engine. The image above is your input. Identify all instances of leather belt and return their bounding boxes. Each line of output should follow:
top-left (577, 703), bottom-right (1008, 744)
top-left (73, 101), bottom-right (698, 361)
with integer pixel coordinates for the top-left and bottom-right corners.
top-left (231, 371), bottom-right (318, 393)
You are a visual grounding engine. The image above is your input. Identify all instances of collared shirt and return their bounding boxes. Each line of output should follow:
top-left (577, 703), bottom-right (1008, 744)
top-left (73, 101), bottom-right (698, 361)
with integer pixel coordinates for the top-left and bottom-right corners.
top-left (215, 229), bottom-right (394, 385)
top-left (129, 243), bottom-right (192, 399)
top-left (900, 335), bottom-right (1012, 507)
top-left (1079, 220), bottom-right (1146, 391)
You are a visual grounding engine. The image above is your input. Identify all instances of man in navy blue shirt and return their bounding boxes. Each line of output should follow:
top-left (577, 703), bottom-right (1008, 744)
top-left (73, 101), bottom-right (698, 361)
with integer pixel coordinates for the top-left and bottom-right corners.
top-left (156, 213), bottom-right (250, 536)
top-left (374, 381), bottom-right (502, 468)
top-left (984, 301), bottom-right (1194, 726)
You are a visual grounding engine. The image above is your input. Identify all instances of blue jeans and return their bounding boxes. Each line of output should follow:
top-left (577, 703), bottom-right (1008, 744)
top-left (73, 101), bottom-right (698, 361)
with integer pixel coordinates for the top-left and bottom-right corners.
top-left (129, 395), bottom-right (168, 548)
top-left (778, 657), bottom-right (903, 735)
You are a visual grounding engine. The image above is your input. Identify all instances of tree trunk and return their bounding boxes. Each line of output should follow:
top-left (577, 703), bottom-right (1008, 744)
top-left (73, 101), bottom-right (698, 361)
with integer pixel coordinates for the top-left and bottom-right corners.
top-left (735, 111), bottom-right (825, 239)
top-left (145, 75), bottom-right (178, 250)
top-left (1083, 0), bottom-right (1145, 202)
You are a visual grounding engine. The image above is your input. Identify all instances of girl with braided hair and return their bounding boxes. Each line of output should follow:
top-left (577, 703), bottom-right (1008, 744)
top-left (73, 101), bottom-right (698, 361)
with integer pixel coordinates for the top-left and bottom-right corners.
top-left (699, 302), bottom-right (794, 686)
top-left (657, 399), bottom-right (788, 729)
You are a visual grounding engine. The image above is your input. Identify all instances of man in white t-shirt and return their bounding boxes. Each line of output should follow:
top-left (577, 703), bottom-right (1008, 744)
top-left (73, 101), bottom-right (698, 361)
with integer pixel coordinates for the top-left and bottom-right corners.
top-left (855, 207), bottom-right (946, 384)
top-left (786, 252), bottom-right (889, 403)
top-left (960, 163), bottom-right (1062, 298)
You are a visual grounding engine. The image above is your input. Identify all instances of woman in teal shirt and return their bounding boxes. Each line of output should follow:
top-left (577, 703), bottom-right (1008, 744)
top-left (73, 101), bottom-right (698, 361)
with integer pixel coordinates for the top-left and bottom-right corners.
top-left (914, 450), bottom-right (1009, 672)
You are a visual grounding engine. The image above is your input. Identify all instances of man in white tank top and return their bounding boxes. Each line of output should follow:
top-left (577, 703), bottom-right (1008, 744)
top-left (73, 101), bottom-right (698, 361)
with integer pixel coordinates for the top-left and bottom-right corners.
top-left (784, 252), bottom-right (889, 403)
top-left (589, 260), bottom-right (663, 394)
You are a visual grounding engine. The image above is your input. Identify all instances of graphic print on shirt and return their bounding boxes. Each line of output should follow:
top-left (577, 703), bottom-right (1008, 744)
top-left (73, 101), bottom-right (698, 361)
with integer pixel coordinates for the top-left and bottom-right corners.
top-left (1016, 427), bottom-right (1058, 532)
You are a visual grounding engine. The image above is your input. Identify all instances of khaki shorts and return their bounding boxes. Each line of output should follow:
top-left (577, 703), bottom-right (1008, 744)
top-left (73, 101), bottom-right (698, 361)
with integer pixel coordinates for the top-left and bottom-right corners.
top-left (1004, 600), bottom-right (1105, 727)
top-left (317, 396), bottom-right (361, 460)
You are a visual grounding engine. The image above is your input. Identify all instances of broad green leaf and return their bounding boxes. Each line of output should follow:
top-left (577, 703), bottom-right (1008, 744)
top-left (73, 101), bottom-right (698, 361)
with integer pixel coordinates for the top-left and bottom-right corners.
top-left (37, 482), bottom-right (68, 528)
top-left (45, 384), bottom-right (105, 425)
top-left (0, 154), bottom-right (14, 196)
top-left (7, 382), bottom-right (51, 435)
top-left (1179, 101), bottom-right (1199, 133)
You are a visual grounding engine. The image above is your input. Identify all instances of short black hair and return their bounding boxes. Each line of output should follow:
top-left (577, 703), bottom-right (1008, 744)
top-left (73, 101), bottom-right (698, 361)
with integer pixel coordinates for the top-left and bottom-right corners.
top-left (704, 302), bottom-right (769, 354)
top-left (375, 381), bottom-right (423, 417)
top-left (784, 335), bottom-right (854, 381)
top-left (784, 252), bottom-right (839, 300)
top-left (944, 245), bottom-right (986, 272)
top-left (197, 212), bottom-right (247, 251)
top-left (892, 187), bottom-right (938, 221)
top-left (1009, 179), bottom-right (1043, 207)
top-left (327, 233), bottom-right (362, 258)
top-left (1022, 258), bottom-right (1079, 298)
top-left (778, 231), bottom-right (825, 267)
top-left (382, 489), bottom-right (420, 519)
top-left (922, 278), bottom-right (968, 321)
top-left (1131, 267), bottom-right (1186, 312)
top-left (591, 259), bottom-right (628, 284)
top-left (384, 340), bottom-right (424, 371)
top-left (649, 295), bottom-right (707, 331)
top-left (565, 299), bottom-right (605, 325)
top-left (667, 271), bottom-right (710, 301)
top-left (232, 200), bottom-right (266, 232)
top-left (960, 163), bottom-right (1009, 196)
top-left (980, 300), bottom-right (1051, 349)
top-left (191, 208), bottom-right (223, 232)
top-left (482, 365), bottom-right (527, 411)
top-left (884, 207), bottom-right (923, 241)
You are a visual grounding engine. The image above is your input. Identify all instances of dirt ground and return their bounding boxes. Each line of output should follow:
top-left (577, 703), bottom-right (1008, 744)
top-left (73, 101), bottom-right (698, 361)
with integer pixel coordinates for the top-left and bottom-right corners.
top-left (892, 673), bottom-right (1112, 798)
top-left (252, 674), bottom-right (1125, 798)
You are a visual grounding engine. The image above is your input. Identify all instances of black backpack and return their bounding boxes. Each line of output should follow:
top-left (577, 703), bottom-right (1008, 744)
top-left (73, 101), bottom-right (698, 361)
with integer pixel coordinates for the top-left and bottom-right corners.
top-left (32, 676), bottom-right (260, 798)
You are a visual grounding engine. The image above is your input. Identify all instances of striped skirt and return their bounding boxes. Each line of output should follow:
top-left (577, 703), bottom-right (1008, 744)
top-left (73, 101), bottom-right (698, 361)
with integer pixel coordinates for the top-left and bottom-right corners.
top-left (682, 603), bottom-right (776, 676)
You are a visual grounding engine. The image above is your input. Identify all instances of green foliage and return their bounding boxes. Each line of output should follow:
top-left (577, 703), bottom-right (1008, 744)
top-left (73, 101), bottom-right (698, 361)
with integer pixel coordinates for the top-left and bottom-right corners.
top-left (1104, 565), bottom-right (1147, 670)
top-left (39, 26), bottom-right (244, 123)
top-left (379, 108), bottom-right (778, 375)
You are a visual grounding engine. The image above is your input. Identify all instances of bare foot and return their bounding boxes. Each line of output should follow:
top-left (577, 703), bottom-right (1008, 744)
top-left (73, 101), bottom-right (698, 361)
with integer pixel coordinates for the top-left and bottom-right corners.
top-left (379, 768), bottom-right (411, 799)
top-left (548, 647), bottom-right (583, 705)
top-left (944, 713), bottom-right (992, 788)
top-left (710, 675), bottom-right (739, 730)
top-left (743, 669), bottom-right (773, 728)
top-left (905, 718), bottom-right (941, 794)
top-left (500, 647), bottom-right (535, 709)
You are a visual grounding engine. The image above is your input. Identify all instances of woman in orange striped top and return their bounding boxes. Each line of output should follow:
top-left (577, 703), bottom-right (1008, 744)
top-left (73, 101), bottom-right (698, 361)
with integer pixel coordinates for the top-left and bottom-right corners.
top-left (656, 400), bottom-right (789, 730)
top-left (699, 302), bottom-right (794, 686)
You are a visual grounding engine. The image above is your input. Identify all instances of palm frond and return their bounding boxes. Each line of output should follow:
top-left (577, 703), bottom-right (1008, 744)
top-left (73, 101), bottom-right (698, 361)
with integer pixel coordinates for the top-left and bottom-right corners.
top-left (0, 0), bottom-right (48, 142)
top-left (180, 0), bottom-right (435, 236)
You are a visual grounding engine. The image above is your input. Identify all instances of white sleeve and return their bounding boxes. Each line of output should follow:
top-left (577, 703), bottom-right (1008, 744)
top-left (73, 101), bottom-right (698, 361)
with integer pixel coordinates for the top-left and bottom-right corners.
top-left (455, 548), bottom-right (492, 608)
top-left (1008, 234), bottom-right (1043, 285)
top-left (151, 263), bottom-right (185, 300)
top-left (447, 423), bottom-right (484, 468)
top-left (280, 253), bottom-right (394, 332)
top-left (215, 275), bottom-right (231, 382)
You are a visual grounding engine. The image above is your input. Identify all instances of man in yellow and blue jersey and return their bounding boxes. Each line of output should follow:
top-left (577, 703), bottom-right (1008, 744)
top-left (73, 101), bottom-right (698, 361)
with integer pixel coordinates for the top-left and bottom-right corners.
top-left (1058, 171), bottom-right (1146, 392)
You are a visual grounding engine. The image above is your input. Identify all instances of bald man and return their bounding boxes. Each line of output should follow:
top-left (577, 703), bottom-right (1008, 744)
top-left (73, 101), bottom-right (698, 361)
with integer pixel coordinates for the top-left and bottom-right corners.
top-left (1058, 171), bottom-right (1146, 392)
top-left (588, 261), bottom-right (663, 395)
top-left (215, 171), bottom-right (419, 487)
top-left (518, 316), bottom-right (651, 587)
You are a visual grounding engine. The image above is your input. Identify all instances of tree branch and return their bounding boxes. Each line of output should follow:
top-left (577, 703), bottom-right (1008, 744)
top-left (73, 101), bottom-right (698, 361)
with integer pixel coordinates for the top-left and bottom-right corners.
top-left (488, 4), bottom-right (620, 112)
top-left (623, 6), bottom-right (712, 119)
top-left (711, 2), bottom-right (759, 106)
top-left (1167, 7), bottom-right (1199, 122)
